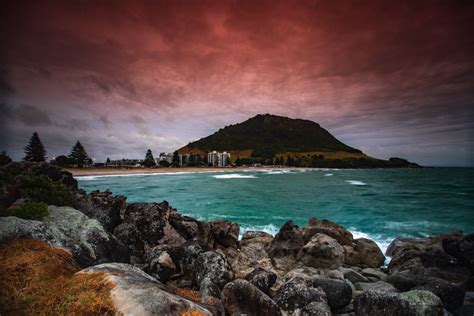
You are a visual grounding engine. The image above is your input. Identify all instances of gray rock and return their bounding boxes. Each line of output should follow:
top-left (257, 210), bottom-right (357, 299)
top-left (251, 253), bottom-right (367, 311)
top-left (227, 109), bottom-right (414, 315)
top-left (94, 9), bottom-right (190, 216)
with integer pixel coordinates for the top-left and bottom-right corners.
top-left (354, 289), bottom-right (443, 316)
top-left (361, 268), bottom-right (388, 281)
top-left (143, 245), bottom-right (179, 282)
top-left (340, 267), bottom-right (370, 283)
top-left (195, 250), bottom-right (233, 289)
top-left (76, 190), bottom-right (125, 232)
top-left (0, 206), bottom-right (129, 267)
top-left (240, 230), bottom-right (274, 247)
top-left (223, 279), bottom-right (281, 316)
top-left (276, 279), bottom-right (327, 312)
top-left (297, 233), bottom-right (345, 269)
top-left (267, 220), bottom-right (305, 272)
top-left (245, 267), bottom-right (277, 294)
top-left (355, 281), bottom-right (398, 293)
top-left (231, 242), bottom-right (275, 278)
top-left (328, 269), bottom-right (345, 280)
top-left (308, 277), bottom-right (353, 310)
top-left (399, 290), bottom-right (444, 316)
top-left (304, 217), bottom-right (354, 246)
top-left (80, 263), bottom-right (213, 315)
top-left (301, 301), bottom-right (332, 316)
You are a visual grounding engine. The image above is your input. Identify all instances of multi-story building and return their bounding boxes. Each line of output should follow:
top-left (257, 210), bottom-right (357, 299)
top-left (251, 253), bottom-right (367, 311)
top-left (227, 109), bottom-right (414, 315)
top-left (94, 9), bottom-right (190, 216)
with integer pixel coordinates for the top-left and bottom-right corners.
top-left (156, 152), bottom-right (173, 165)
top-left (207, 151), bottom-right (231, 167)
top-left (178, 154), bottom-right (190, 166)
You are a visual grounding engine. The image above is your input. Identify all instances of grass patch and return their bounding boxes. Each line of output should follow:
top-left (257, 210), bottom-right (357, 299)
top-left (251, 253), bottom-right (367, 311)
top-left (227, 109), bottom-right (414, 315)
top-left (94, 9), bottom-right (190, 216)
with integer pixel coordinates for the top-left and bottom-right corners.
top-left (0, 201), bottom-right (49, 220)
top-left (176, 287), bottom-right (202, 303)
top-left (0, 239), bottom-right (116, 315)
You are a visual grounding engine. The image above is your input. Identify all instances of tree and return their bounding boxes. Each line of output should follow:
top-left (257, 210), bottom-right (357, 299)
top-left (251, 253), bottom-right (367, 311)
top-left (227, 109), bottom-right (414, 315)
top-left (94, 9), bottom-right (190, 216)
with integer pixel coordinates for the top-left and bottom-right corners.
top-left (54, 155), bottom-right (70, 167)
top-left (172, 151), bottom-right (180, 166)
top-left (158, 160), bottom-right (170, 167)
top-left (69, 141), bottom-right (90, 168)
top-left (143, 149), bottom-right (156, 167)
top-left (24, 132), bottom-right (47, 162)
top-left (0, 151), bottom-right (12, 165)
top-left (106, 157), bottom-right (111, 166)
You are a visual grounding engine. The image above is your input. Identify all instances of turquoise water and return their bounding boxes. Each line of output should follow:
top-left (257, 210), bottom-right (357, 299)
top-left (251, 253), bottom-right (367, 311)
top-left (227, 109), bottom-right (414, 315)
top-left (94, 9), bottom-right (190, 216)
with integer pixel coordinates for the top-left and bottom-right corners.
top-left (77, 168), bottom-right (474, 253)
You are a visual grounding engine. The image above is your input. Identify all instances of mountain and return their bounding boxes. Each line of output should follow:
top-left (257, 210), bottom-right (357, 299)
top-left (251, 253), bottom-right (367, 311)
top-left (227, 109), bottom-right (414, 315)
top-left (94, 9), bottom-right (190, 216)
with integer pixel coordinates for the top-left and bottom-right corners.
top-left (177, 114), bottom-right (419, 168)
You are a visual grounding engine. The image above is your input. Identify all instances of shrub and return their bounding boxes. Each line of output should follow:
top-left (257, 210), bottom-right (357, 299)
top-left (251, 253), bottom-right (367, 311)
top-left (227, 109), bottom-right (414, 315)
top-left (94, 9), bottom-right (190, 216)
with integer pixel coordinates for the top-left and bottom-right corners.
top-left (0, 201), bottom-right (49, 220)
top-left (19, 174), bottom-right (77, 208)
top-left (0, 239), bottom-right (116, 315)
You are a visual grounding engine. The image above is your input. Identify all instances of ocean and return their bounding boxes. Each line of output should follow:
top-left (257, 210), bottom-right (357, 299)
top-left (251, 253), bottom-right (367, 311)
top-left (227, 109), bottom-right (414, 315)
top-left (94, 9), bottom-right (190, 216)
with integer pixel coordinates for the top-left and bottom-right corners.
top-left (77, 168), bottom-right (474, 254)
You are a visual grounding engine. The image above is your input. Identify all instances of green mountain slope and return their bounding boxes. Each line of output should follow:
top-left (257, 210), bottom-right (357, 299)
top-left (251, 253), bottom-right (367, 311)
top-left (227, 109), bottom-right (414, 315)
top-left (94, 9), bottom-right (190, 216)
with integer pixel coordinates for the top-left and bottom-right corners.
top-left (181, 114), bottom-right (361, 158)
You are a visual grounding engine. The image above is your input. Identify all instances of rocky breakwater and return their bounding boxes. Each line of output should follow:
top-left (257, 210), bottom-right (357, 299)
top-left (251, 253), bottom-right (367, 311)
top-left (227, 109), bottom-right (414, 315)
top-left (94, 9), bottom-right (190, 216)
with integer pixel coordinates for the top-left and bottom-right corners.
top-left (0, 162), bottom-right (473, 315)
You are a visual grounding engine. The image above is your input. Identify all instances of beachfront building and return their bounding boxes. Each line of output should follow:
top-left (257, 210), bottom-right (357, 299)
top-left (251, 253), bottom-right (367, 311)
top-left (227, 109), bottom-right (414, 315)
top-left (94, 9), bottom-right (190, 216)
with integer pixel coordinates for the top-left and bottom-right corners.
top-left (156, 152), bottom-right (173, 165)
top-left (207, 151), bottom-right (231, 167)
top-left (179, 154), bottom-right (190, 166)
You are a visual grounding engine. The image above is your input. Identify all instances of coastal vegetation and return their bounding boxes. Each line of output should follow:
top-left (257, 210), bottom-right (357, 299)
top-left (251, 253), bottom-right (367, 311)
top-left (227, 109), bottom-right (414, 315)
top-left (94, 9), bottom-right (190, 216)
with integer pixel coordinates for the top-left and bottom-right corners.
top-left (143, 149), bottom-right (156, 167)
top-left (23, 132), bottom-right (47, 162)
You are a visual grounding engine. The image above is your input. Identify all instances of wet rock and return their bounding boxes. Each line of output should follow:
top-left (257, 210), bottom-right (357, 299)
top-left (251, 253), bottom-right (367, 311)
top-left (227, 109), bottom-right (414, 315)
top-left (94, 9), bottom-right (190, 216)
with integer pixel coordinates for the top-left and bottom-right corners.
top-left (297, 233), bottom-right (345, 269)
top-left (276, 279), bottom-right (327, 312)
top-left (355, 281), bottom-right (398, 293)
top-left (245, 267), bottom-right (277, 294)
top-left (304, 217), bottom-right (354, 246)
top-left (354, 238), bottom-right (385, 268)
top-left (209, 220), bottom-right (240, 248)
top-left (223, 279), bottom-right (281, 316)
top-left (80, 263), bottom-right (213, 315)
top-left (195, 250), bottom-right (233, 289)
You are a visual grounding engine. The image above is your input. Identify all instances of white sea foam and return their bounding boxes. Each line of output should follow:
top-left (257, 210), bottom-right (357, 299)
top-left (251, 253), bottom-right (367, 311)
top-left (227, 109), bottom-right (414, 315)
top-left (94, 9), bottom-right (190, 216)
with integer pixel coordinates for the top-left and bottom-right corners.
top-left (76, 171), bottom-right (204, 180)
top-left (324, 173), bottom-right (333, 176)
top-left (213, 174), bottom-right (257, 179)
top-left (238, 223), bottom-right (280, 239)
top-left (349, 228), bottom-right (393, 264)
top-left (346, 180), bottom-right (367, 186)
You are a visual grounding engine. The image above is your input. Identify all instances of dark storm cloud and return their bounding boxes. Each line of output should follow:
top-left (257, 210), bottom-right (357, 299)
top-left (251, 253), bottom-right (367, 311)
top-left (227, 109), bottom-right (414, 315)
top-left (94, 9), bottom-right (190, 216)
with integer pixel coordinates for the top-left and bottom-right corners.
top-left (1, 0), bottom-right (473, 165)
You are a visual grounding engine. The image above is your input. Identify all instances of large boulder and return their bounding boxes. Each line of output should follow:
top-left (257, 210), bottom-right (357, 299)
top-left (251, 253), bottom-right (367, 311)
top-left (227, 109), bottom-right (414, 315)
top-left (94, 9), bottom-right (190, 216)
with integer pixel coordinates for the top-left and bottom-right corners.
top-left (354, 290), bottom-right (443, 316)
top-left (307, 277), bottom-right (353, 310)
top-left (245, 267), bottom-right (277, 294)
top-left (297, 233), bottom-right (345, 269)
top-left (304, 217), bottom-right (354, 246)
top-left (143, 245), bottom-right (179, 282)
top-left (76, 190), bottom-right (126, 232)
top-left (79, 263), bottom-right (213, 315)
top-left (240, 231), bottom-right (274, 247)
top-left (354, 238), bottom-right (385, 268)
top-left (209, 220), bottom-right (240, 248)
top-left (194, 250), bottom-right (234, 289)
top-left (276, 279), bottom-right (328, 312)
top-left (169, 212), bottom-right (213, 247)
top-left (267, 221), bottom-right (305, 272)
top-left (355, 280), bottom-right (398, 293)
top-left (231, 242), bottom-right (275, 279)
top-left (222, 279), bottom-right (281, 316)
top-left (0, 206), bottom-right (129, 267)
top-left (113, 202), bottom-right (185, 258)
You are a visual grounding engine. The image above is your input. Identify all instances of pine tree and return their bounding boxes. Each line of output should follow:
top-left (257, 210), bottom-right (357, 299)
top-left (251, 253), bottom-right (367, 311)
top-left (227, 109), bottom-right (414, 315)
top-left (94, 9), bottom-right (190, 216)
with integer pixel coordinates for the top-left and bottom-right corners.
top-left (69, 141), bottom-right (90, 168)
top-left (0, 151), bottom-right (12, 165)
top-left (24, 132), bottom-right (47, 162)
top-left (143, 149), bottom-right (156, 167)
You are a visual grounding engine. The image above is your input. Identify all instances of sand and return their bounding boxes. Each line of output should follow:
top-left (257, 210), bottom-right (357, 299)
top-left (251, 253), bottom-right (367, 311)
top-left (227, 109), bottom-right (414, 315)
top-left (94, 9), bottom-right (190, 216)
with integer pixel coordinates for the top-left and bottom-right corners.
top-left (66, 166), bottom-right (296, 176)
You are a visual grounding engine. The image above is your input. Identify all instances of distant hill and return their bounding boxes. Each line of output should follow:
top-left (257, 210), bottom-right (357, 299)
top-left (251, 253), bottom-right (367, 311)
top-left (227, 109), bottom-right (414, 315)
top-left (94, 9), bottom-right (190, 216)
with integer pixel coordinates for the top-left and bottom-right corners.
top-left (177, 114), bottom-right (419, 168)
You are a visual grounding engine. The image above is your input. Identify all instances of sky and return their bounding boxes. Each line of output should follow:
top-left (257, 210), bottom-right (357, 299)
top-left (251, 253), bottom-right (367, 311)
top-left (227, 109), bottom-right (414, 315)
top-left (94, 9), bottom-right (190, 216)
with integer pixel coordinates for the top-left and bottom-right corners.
top-left (1, 0), bottom-right (473, 166)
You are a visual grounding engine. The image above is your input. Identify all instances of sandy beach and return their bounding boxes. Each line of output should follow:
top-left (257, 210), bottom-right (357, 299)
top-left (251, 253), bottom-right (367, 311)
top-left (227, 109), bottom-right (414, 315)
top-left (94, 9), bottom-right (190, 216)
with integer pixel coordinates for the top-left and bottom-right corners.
top-left (66, 166), bottom-right (295, 176)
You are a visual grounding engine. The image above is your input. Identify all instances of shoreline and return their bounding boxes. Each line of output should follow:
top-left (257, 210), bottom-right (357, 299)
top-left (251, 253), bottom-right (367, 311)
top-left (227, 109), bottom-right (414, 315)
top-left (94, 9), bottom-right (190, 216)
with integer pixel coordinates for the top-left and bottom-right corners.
top-left (66, 166), bottom-right (309, 176)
